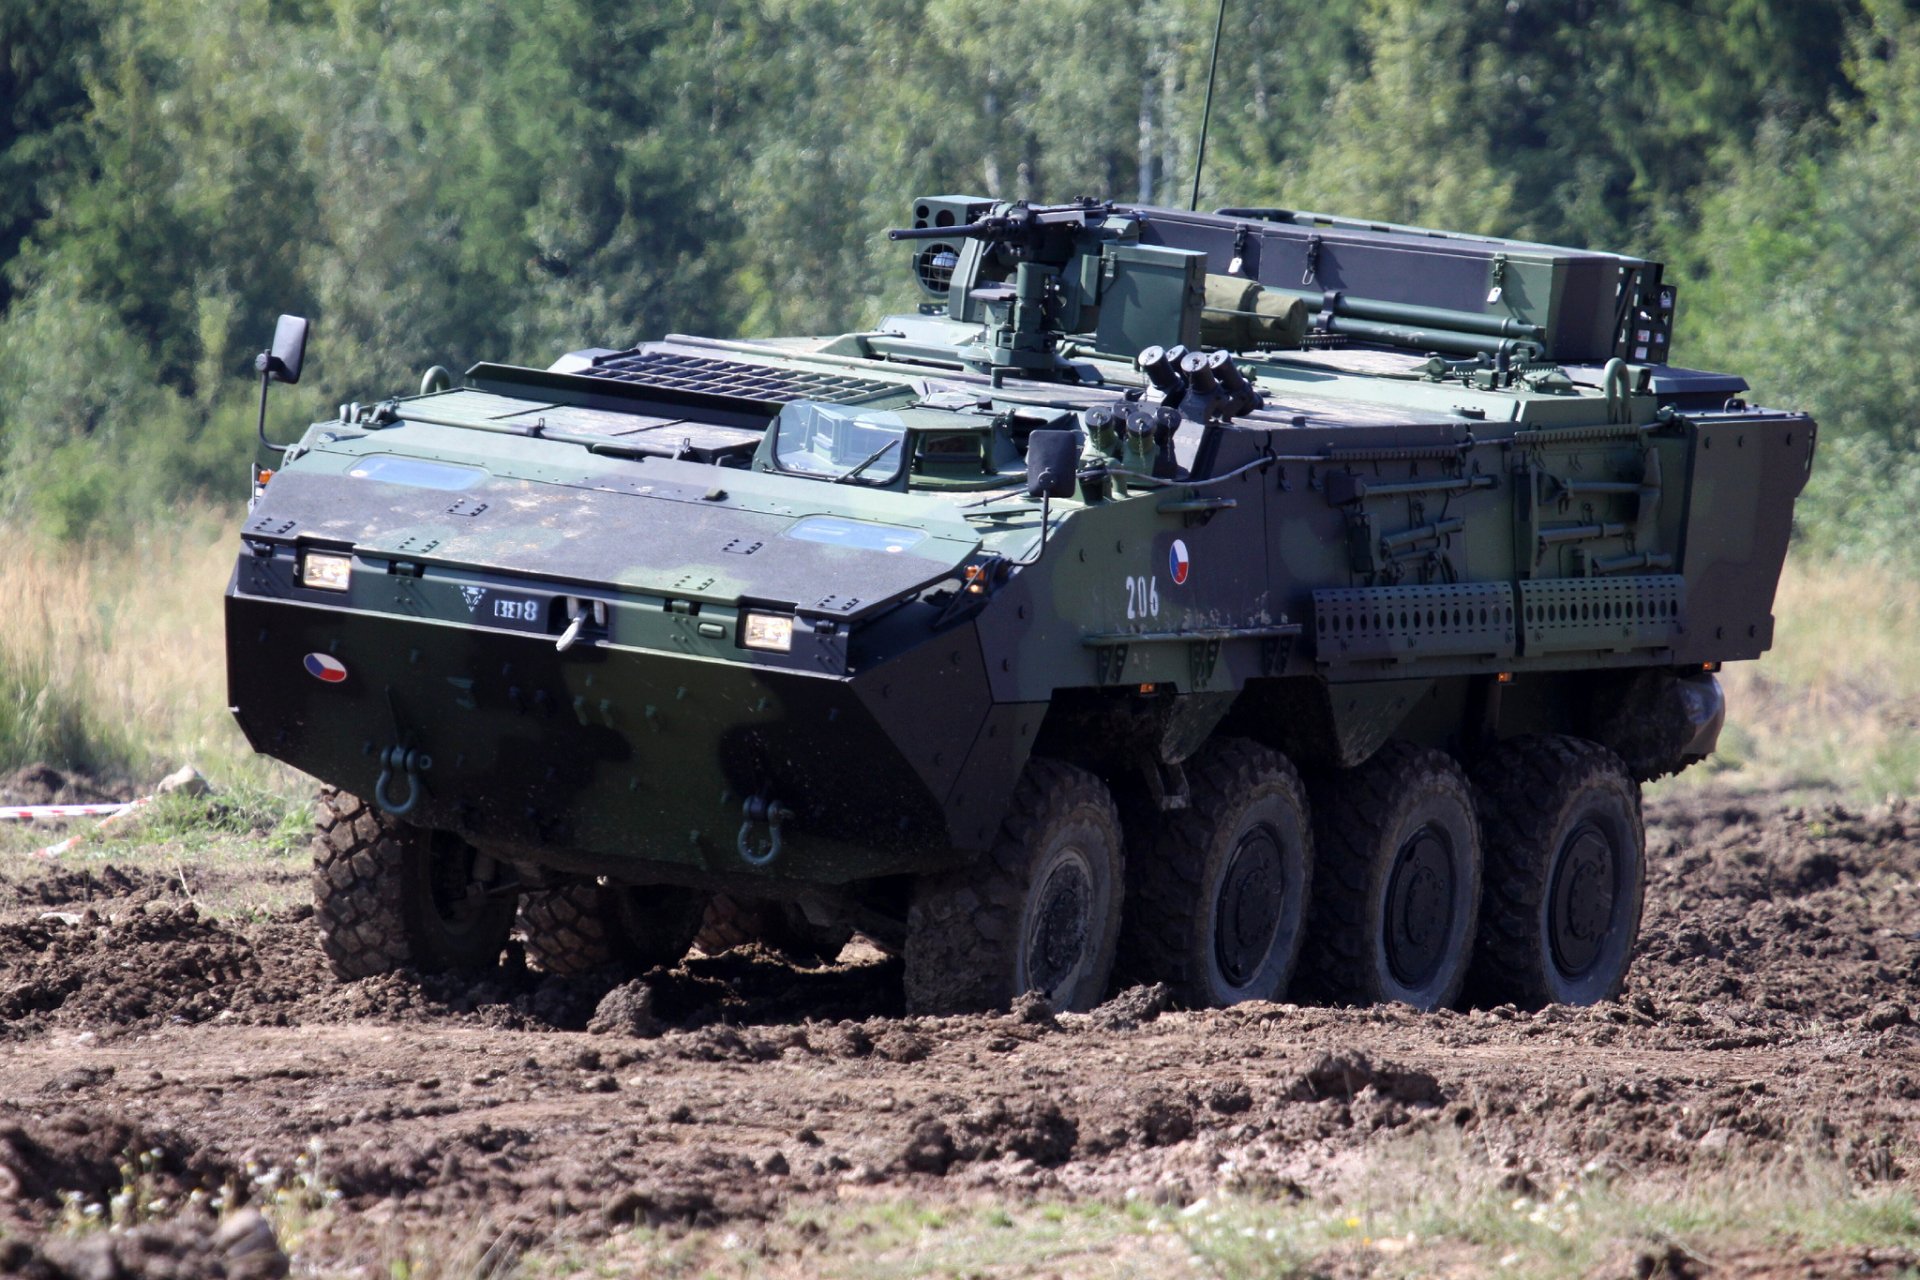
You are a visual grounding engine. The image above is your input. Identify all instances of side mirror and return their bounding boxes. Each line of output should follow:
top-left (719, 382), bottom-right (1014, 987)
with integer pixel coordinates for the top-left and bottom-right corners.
top-left (254, 313), bottom-right (310, 456)
top-left (1025, 429), bottom-right (1081, 500)
top-left (259, 314), bottom-right (309, 385)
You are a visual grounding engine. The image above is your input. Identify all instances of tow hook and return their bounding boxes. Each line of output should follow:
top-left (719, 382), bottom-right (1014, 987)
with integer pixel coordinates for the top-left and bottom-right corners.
top-left (737, 795), bottom-right (793, 867)
top-left (374, 745), bottom-right (432, 816)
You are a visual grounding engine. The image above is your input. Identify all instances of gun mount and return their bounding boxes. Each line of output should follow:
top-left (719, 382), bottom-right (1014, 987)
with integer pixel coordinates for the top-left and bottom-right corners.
top-left (888, 194), bottom-right (1675, 379)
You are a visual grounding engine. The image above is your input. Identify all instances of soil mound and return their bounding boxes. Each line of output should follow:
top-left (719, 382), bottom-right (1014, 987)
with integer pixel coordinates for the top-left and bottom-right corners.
top-left (1635, 791), bottom-right (1920, 1026)
top-left (0, 765), bottom-right (130, 808)
top-left (1285, 1051), bottom-right (1443, 1104)
top-left (0, 789), bottom-right (1915, 1052)
top-left (0, 1211), bottom-right (288, 1280)
top-left (8, 864), bottom-right (181, 907)
top-left (0, 903), bottom-right (322, 1036)
top-left (0, 1108), bottom-right (235, 1221)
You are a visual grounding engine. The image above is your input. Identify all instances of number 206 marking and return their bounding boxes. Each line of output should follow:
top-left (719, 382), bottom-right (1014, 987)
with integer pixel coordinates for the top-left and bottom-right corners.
top-left (1125, 575), bottom-right (1160, 620)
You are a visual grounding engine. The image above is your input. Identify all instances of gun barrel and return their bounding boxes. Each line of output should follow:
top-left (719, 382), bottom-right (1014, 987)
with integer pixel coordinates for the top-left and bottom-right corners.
top-left (888, 224), bottom-right (984, 242)
top-left (887, 202), bottom-right (1112, 243)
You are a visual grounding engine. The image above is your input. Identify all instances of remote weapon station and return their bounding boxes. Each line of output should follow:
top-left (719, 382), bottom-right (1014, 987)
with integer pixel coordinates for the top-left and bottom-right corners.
top-left (227, 191), bottom-right (1810, 1014)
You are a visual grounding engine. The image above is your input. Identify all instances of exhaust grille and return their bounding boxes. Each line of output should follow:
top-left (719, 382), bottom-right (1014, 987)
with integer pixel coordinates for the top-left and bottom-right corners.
top-left (585, 350), bottom-right (896, 406)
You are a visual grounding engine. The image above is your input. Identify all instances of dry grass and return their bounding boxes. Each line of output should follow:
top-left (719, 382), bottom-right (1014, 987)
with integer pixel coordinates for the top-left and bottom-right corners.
top-left (0, 508), bottom-right (296, 792)
top-left (1693, 553), bottom-right (1920, 801)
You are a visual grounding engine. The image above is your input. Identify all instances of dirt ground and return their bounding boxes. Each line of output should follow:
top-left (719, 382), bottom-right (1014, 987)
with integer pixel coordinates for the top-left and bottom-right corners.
top-left (0, 782), bottom-right (1916, 1277)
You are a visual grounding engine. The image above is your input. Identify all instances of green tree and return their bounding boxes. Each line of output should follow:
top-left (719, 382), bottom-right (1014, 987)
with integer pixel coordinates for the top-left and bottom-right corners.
top-left (0, 0), bottom-right (104, 311)
top-left (0, 0), bottom-right (1907, 565)
top-left (1675, 1), bottom-right (1920, 563)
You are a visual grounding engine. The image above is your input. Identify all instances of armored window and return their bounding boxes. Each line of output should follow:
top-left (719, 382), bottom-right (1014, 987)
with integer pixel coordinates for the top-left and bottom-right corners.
top-left (770, 402), bottom-right (908, 486)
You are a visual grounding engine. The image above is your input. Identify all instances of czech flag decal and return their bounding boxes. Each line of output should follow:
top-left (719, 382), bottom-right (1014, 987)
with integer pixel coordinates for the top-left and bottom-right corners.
top-left (1169, 539), bottom-right (1191, 585)
top-left (304, 652), bottom-right (349, 684)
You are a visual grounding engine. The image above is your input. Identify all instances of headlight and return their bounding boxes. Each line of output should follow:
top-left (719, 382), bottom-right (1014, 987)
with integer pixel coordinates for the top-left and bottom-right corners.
top-left (742, 611), bottom-right (794, 653)
top-left (300, 551), bottom-right (353, 592)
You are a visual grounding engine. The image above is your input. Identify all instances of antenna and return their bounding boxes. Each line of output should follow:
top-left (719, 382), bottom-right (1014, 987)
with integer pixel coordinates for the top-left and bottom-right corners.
top-left (1189, 0), bottom-right (1228, 211)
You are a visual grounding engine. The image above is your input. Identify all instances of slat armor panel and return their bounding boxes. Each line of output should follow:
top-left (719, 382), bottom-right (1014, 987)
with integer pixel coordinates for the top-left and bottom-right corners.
top-left (1518, 574), bottom-right (1685, 654)
top-left (1313, 583), bottom-right (1516, 664)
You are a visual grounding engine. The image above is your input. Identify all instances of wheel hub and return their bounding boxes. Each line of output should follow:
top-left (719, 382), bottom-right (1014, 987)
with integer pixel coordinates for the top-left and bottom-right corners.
top-left (1549, 823), bottom-right (1617, 977)
top-left (1024, 850), bottom-right (1094, 999)
top-left (1384, 825), bottom-right (1456, 988)
top-left (1214, 824), bottom-right (1287, 988)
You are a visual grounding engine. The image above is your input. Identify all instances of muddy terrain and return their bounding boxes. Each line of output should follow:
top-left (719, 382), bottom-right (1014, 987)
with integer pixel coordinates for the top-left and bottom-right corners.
top-left (0, 785), bottom-right (1916, 1276)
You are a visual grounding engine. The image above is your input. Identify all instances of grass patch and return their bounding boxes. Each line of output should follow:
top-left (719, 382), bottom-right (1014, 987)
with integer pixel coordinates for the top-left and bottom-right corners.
top-left (104, 785), bottom-right (314, 859)
top-left (1174, 1138), bottom-right (1920, 1279)
top-left (0, 787), bottom-right (312, 919)
top-left (540, 1196), bottom-right (1177, 1279)
top-left (0, 784), bottom-right (310, 857)
top-left (527, 1139), bottom-right (1920, 1279)
top-left (1672, 552), bottom-right (1920, 803)
top-left (0, 510), bottom-right (304, 796)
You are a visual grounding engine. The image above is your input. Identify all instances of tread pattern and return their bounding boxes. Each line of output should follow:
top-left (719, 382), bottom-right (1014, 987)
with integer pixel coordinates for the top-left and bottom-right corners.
top-left (522, 881), bottom-right (707, 975)
top-left (312, 787), bottom-right (417, 980)
top-left (1300, 742), bottom-right (1481, 1010)
top-left (1118, 738), bottom-right (1312, 1008)
top-left (520, 882), bottom-right (620, 975)
top-left (695, 894), bottom-right (853, 964)
top-left (1468, 735), bottom-right (1646, 1009)
top-left (695, 893), bottom-right (773, 954)
top-left (905, 758), bottom-right (1123, 1014)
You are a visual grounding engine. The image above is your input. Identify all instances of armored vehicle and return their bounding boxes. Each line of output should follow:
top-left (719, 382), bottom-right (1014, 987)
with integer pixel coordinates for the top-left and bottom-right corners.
top-left (226, 193), bottom-right (1812, 1014)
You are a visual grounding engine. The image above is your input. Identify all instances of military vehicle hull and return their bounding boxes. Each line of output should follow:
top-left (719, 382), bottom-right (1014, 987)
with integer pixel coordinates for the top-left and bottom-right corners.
top-left (229, 408), bottom-right (1804, 871)
top-left (227, 195), bottom-right (1813, 1015)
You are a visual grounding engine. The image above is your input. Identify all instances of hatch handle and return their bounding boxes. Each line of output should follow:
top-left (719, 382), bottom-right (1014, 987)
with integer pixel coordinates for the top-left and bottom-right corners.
top-left (555, 598), bottom-right (608, 652)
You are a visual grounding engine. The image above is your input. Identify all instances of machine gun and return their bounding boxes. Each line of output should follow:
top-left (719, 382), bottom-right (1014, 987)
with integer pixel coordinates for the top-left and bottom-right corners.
top-left (888, 200), bottom-right (1123, 377)
top-left (887, 199), bottom-right (1116, 265)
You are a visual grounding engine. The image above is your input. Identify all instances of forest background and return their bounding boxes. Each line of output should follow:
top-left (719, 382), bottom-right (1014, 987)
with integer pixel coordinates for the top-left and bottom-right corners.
top-left (2, 0), bottom-right (1919, 789)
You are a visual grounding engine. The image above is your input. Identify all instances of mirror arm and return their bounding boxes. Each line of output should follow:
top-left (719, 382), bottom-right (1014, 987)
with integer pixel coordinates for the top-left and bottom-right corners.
top-left (254, 354), bottom-right (291, 455)
top-left (1010, 489), bottom-right (1053, 566)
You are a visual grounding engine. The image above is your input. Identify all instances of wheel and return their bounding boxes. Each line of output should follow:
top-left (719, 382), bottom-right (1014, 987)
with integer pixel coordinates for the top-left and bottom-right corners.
top-left (312, 788), bottom-right (516, 979)
top-left (1119, 738), bottom-right (1313, 1008)
top-left (519, 880), bottom-right (708, 975)
top-left (1301, 742), bottom-right (1482, 1010)
top-left (1468, 735), bottom-right (1646, 1008)
top-left (695, 893), bottom-right (854, 965)
top-left (904, 758), bottom-right (1124, 1014)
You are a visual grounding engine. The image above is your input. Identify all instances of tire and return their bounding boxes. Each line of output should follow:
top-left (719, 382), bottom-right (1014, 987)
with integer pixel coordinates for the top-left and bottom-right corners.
top-left (696, 894), bottom-right (855, 965)
top-left (519, 880), bottom-right (708, 976)
top-left (904, 758), bottom-right (1124, 1014)
top-left (312, 788), bottom-right (516, 979)
top-left (1119, 738), bottom-right (1313, 1008)
top-left (1301, 742), bottom-right (1482, 1011)
top-left (1468, 735), bottom-right (1646, 1009)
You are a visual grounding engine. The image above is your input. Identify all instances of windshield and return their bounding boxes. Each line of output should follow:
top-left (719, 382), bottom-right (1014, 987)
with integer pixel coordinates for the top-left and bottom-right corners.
top-left (771, 402), bottom-right (908, 485)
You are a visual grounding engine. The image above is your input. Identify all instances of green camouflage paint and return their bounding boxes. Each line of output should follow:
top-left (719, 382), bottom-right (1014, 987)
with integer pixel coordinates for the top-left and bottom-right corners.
top-left (227, 196), bottom-right (1811, 896)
